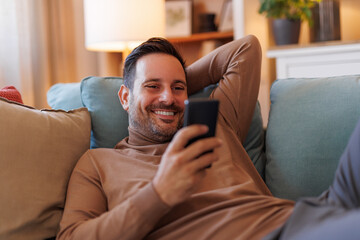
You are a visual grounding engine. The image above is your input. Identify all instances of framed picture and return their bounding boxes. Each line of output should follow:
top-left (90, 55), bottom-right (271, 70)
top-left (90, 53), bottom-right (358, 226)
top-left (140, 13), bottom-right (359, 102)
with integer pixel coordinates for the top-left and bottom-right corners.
top-left (165, 0), bottom-right (192, 37)
top-left (218, 0), bottom-right (233, 32)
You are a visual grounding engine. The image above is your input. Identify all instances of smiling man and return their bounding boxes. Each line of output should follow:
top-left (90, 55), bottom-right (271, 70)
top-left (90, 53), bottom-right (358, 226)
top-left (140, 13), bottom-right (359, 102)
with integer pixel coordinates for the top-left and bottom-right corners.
top-left (57, 36), bottom-right (360, 240)
top-left (119, 52), bottom-right (187, 142)
top-left (57, 35), bottom-right (294, 240)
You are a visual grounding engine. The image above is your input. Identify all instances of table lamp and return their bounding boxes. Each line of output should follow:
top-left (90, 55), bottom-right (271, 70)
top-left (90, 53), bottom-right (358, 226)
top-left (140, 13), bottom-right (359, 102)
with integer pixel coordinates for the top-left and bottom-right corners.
top-left (83, 0), bottom-right (165, 75)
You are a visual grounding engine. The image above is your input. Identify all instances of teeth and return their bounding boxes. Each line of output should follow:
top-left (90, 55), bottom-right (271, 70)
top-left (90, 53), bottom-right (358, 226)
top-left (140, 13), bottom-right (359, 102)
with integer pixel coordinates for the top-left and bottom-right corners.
top-left (155, 111), bottom-right (174, 116)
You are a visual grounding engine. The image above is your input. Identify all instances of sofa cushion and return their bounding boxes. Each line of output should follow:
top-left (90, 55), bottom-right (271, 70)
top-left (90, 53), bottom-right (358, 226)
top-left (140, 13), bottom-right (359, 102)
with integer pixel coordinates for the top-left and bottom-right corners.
top-left (48, 76), bottom-right (266, 177)
top-left (266, 75), bottom-right (360, 201)
top-left (80, 76), bottom-right (128, 149)
top-left (47, 82), bottom-right (83, 111)
top-left (0, 97), bottom-right (91, 239)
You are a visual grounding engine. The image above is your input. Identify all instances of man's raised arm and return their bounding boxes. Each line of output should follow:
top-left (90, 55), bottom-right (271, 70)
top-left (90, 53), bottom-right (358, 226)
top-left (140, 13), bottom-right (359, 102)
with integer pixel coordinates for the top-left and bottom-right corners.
top-left (186, 35), bottom-right (262, 142)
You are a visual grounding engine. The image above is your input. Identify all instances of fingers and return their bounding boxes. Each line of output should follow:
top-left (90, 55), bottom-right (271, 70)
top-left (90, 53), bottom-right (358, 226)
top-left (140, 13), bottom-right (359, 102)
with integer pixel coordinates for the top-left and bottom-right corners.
top-left (166, 124), bottom-right (222, 169)
top-left (188, 150), bottom-right (220, 173)
top-left (174, 137), bottom-right (221, 173)
top-left (153, 125), bottom-right (222, 206)
top-left (169, 124), bottom-right (209, 151)
top-left (182, 137), bottom-right (222, 162)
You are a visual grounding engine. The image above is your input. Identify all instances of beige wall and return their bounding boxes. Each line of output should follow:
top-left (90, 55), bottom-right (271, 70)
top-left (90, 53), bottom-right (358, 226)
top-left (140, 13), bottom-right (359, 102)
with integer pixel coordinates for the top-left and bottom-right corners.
top-left (243, 0), bottom-right (273, 126)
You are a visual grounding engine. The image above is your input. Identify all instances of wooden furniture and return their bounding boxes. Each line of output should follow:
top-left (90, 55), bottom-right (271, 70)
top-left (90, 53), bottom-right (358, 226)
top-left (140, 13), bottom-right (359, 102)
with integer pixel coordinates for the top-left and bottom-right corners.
top-left (267, 40), bottom-right (360, 79)
top-left (168, 31), bottom-right (233, 43)
top-left (168, 31), bottom-right (234, 65)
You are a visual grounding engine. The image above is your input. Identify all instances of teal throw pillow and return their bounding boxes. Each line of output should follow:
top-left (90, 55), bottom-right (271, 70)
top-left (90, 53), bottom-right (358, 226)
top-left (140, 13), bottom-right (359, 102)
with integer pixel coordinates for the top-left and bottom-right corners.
top-left (47, 83), bottom-right (83, 111)
top-left (266, 75), bottom-right (360, 200)
top-left (80, 76), bottom-right (128, 149)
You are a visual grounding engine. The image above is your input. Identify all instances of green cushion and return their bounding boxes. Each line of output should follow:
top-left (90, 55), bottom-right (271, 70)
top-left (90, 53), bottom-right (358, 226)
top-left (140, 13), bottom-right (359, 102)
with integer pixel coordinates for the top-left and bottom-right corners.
top-left (266, 75), bottom-right (360, 201)
top-left (47, 76), bottom-right (265, 177)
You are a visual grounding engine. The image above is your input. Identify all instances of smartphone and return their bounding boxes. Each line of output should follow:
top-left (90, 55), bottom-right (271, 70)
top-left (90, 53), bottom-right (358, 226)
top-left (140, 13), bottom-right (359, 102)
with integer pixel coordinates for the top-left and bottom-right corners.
top-left (183, 98), bottom-right (219, 167)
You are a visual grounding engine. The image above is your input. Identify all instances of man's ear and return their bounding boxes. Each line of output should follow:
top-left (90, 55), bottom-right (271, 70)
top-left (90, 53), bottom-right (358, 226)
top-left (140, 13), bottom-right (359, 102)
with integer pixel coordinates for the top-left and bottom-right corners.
top-left (118, 84), bottom-right (130, 111)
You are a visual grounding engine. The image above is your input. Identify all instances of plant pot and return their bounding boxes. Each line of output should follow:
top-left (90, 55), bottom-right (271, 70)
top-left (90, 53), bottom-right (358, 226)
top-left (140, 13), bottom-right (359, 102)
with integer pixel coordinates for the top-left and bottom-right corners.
top-left (272, 19), bottom-right (301, 45)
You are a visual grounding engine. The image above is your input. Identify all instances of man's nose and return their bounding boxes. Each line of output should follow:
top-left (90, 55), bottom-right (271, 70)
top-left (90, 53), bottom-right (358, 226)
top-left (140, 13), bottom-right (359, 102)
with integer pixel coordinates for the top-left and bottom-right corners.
top-left (159, 88), bottom-right (174, 104)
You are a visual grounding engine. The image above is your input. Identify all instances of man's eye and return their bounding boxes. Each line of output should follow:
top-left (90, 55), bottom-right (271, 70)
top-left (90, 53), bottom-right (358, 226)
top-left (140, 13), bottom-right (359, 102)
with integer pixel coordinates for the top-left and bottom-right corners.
top-left (146, 85), bottom-right (158, 89)
top-left (173, 86), bottom-right (185, 91)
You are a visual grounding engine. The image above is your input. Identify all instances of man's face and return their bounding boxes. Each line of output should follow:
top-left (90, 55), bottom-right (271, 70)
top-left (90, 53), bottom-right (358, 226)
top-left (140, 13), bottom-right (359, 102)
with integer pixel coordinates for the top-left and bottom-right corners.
top-left (123, 53), bottom-right (187, 142)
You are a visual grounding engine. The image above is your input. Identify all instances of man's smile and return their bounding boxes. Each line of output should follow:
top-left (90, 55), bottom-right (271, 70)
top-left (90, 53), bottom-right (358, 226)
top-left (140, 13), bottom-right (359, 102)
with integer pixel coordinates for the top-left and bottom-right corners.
top-left (152, 110), bottom-right (178, 122)
top-left (154, 110), bottom-right (175, 116)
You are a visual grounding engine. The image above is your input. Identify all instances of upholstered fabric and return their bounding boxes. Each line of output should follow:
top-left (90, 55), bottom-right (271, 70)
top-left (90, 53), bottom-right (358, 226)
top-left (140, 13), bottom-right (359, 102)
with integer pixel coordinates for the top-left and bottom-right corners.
top-left (0, 97), bottom-right (91, 239)
top-left (80, 76), bottom-right (128, 149)
top-left (47, 82), bottom-right (83, 111)
top-left (266, 75), bottom-right (360, 200)
top-left (47, 76), bottom-right (266, 177)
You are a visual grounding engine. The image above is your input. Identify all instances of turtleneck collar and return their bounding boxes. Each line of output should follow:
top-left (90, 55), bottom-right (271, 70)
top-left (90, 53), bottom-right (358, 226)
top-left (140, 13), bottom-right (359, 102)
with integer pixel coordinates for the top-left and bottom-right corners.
top-left (115, 127), bottom-right (170, 156)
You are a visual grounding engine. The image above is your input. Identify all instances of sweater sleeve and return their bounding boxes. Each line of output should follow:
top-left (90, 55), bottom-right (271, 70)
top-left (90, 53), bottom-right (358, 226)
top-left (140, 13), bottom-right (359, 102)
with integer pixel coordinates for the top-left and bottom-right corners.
top-left (186, 35), bottom-right (262, 142)
top-left (56, 151), bottom-right (170, 240)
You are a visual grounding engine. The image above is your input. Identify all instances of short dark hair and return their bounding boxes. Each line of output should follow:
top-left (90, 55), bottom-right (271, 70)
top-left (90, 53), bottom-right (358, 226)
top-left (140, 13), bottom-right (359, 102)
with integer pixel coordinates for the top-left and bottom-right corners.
top-left (123, 37), bottom-right (186, 90)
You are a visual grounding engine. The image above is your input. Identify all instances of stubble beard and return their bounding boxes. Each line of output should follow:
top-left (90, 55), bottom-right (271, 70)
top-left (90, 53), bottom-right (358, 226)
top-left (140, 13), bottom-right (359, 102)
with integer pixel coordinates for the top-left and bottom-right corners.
top-left (128, 101), bottom-right (184, 143)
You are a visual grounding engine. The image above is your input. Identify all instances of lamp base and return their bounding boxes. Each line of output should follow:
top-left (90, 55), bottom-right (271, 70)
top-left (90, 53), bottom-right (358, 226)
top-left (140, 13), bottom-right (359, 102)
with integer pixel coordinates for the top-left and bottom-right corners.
top-left (98, 52), bottom-right (123, 77)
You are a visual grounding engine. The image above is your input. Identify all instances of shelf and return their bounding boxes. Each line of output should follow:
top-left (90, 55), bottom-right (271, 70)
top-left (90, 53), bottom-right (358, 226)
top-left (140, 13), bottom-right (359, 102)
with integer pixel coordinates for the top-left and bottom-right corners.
top-left (267, 40), bottom-right (360, 58)
top-left (168, 31), bottom-right (234, 43)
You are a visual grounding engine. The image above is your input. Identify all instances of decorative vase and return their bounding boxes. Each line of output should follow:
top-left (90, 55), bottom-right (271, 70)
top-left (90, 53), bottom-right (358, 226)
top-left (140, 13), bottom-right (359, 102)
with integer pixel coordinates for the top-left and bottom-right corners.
top-left (198, 13), bottom-right (217, 33)
top-left (310, 0), bottom-right (341, 42)
top-left (272, 19), bottom-right (301, 45)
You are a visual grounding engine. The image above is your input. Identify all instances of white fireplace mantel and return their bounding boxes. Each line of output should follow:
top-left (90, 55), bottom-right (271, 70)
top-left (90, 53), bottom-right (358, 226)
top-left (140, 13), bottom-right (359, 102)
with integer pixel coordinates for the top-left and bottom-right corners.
top-left (267, 40), bottom-right (360, 79)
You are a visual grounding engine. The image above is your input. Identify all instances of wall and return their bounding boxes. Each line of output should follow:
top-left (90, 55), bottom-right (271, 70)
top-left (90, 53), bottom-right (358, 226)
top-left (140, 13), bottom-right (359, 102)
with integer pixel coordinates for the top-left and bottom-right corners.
top-left (243, 0), bottom-right (274, 126)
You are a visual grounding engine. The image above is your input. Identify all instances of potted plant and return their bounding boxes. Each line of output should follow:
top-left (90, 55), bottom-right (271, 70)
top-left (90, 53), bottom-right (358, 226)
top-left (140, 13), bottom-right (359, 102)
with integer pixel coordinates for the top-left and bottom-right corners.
top-left (258, 0), bottom-right (322, 45)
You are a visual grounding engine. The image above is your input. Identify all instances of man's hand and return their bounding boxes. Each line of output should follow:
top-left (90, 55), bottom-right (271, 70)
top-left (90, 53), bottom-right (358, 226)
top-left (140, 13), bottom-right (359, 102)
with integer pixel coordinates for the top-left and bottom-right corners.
top-left (152, 125), bottom-right (222, 207)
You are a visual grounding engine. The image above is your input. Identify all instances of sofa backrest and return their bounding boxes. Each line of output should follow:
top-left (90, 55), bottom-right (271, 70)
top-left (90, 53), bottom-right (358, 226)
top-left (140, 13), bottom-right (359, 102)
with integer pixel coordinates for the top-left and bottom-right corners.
top-left (266, 75), bottom-right (360, 200)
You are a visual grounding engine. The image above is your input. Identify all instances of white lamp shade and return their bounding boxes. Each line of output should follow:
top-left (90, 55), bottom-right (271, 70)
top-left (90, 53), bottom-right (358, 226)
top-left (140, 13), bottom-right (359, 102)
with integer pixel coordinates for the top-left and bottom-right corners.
top-left (84, 0), bottom-right (165, 52)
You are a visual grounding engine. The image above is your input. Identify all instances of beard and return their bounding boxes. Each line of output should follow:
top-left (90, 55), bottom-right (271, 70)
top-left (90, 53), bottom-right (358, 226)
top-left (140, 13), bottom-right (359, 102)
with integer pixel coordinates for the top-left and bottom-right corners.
top-left (128, 101), bottom-right (184, 143)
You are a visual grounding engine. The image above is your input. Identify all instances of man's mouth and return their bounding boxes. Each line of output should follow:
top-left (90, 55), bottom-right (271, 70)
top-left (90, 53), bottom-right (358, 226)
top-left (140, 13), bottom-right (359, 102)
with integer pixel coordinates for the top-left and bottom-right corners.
top-left (148, 104), bottom-right (183, 122)
top-left (154, 111), bottom-right (175, 116)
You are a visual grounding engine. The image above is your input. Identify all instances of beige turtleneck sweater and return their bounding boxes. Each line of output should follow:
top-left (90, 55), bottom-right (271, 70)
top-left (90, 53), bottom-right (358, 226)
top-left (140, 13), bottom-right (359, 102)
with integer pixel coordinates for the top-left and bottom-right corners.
top-left (57, 35), bottom-right (294, 240)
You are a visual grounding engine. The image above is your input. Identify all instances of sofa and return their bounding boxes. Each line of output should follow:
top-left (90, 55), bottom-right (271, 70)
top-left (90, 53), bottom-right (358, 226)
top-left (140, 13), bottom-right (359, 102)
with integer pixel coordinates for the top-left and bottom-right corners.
top-left (1, 74), bottom-right (360, 239)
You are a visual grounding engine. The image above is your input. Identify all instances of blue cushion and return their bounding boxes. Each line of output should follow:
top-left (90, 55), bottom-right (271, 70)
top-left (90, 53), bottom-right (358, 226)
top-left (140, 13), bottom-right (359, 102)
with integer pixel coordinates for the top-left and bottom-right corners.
top-left (243, 101), bottom-right (265, 179)
top-left (47, 77), bottom-right (265, 177)
top-left (47, 83), bottom-right (83, 111)
top-left (80, 76), bottom-right (128, 149)
top-left (266, 75), bottom-right (360, 201)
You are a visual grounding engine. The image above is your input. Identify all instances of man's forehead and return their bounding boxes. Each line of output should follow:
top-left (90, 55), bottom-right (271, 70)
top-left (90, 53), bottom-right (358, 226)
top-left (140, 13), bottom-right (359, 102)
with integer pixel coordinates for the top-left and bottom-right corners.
top-left (133, 53), bottom-right (186, 84)
top-left (135, 53), bottom-right (179, 69)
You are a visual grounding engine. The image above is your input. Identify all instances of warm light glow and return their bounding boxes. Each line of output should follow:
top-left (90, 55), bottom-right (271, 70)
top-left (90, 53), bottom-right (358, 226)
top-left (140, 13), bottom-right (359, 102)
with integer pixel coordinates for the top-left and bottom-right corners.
top-left (83, 0), bottom-right (165, 52)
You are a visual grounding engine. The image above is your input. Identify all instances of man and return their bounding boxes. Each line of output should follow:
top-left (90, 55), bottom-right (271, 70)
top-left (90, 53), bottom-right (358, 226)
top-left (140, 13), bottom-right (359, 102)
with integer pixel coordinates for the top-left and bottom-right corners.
top-left (57, 36), bottom-right (360, 239)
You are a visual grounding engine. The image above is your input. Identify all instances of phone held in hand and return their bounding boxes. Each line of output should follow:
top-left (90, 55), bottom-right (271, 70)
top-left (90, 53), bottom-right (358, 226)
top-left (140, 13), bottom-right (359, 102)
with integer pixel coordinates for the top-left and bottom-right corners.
top-left (183, 98), bottom-right (219, 168)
